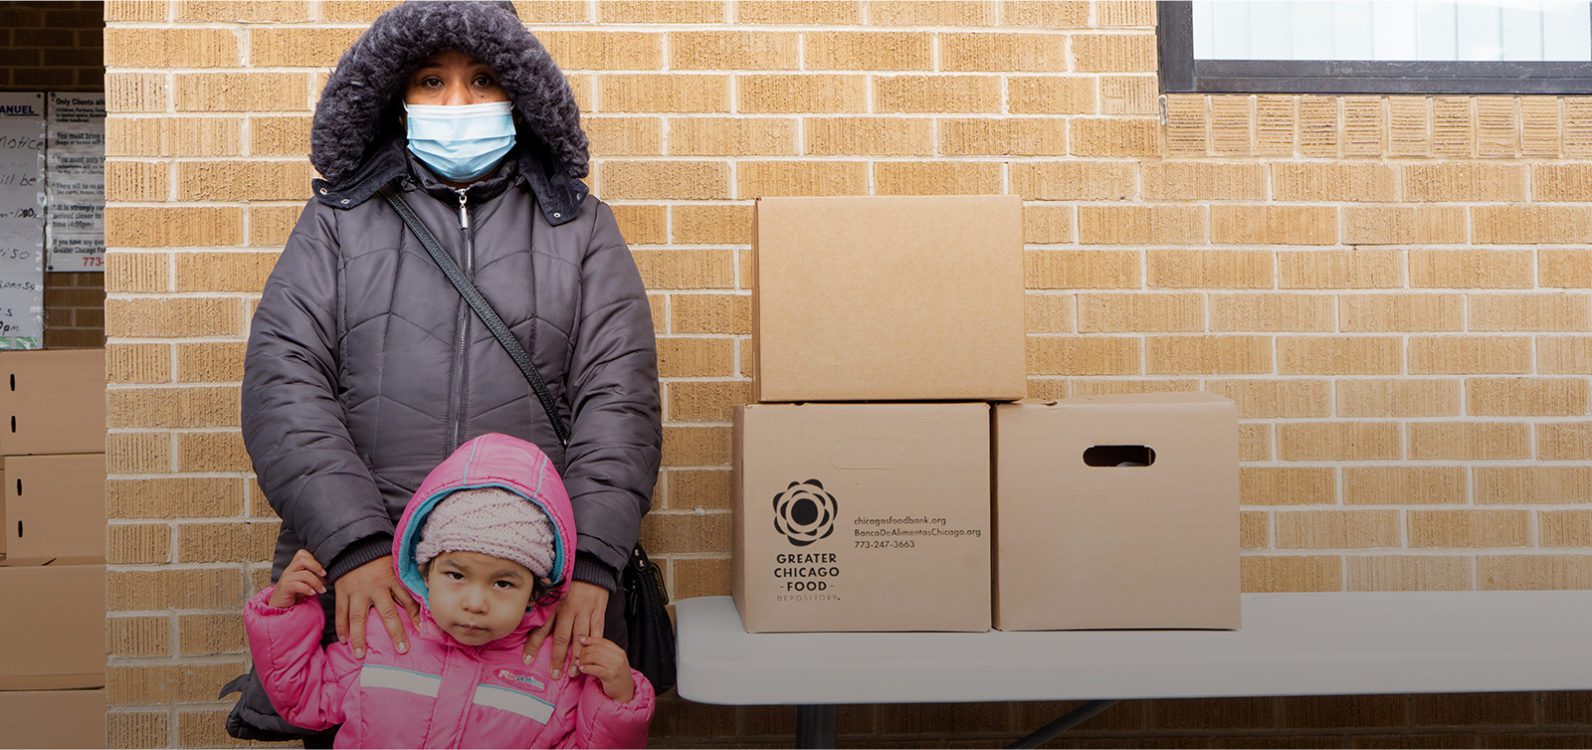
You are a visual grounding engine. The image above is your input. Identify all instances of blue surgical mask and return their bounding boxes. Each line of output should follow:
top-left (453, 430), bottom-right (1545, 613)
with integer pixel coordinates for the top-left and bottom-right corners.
top-left (404, 101), bottom-right (517, 182)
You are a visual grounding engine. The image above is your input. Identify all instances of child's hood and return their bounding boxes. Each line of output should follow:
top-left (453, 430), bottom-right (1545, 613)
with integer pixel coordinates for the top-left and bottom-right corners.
top-left (391, 433), bottom-right (577, 617)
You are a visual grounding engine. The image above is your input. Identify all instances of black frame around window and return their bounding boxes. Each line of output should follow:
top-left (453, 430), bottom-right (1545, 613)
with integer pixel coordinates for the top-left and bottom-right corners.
top-left (1157, 0), bottom-right (1592, 94)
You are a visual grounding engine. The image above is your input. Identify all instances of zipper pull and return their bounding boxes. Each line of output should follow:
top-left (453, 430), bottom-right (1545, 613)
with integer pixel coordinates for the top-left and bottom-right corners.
top-left (457, 189), bottom-right (470, 231)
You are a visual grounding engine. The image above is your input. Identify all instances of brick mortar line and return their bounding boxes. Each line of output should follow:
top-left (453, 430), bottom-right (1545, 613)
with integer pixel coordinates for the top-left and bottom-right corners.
top-left (110, 23), bottom-right (1156, 34)
top-left (105, 292), bottom-right (258, 299)
top-left (1077, 328), bottom-right (1554, 340)
top-left (109, 156), bottom-right (313, 163)
top-left (655, 420), bottom-right (1592, 430)
top-left (105, 655), bottom-right (246, 668)
top-left (691, 503), bottom-right (1590, 517)
top-left (101, 338), bottom-right (247, 344)
top-left (107, 523), bottom-right (263, 532)
top-left (104, 382), bottom-right (252, 390)
top-left (107, 562), bottom-right (257, 572)
top-left (117, 66), bottom-right (1135, 76)
top-left (109, 605), bottom-right (264, 619)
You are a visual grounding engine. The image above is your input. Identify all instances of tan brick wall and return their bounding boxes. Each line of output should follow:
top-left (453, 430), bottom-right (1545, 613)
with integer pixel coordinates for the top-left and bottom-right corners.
top-left (102, 0), bottom-right (1592, 746)
top-left (3, 0), bottom-right (108, 348)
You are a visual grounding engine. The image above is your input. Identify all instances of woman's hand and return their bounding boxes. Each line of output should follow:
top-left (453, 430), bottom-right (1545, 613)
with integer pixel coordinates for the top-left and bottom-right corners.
top-left (268, 549), bottom-right (328, 609)
top-left (576, 636), bottom-right (635, 704)
top-left (335, 555), bottom-right (421, 659)
top-left (526, 580), bottom-right (609, 678)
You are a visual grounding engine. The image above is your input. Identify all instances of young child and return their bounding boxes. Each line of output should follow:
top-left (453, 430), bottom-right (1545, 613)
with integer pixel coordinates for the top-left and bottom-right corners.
top-left (244, 433), bottom-right (654, 748)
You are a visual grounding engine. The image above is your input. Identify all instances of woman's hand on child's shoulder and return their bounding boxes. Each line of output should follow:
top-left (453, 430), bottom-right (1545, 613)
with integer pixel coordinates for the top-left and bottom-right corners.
top-left (575, 636), bottom-right (634, 704)
top-left (268, 548), bottom-right (329, 609)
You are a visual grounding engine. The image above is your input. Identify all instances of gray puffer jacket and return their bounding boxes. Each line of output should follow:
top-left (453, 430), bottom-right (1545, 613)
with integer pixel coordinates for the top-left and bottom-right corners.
top-left (240, 0), bottom-right (660, 594)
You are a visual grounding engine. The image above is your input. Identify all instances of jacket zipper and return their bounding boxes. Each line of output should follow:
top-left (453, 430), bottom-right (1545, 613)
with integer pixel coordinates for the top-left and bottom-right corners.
top-left (449, 188), bottom-right (473, 451)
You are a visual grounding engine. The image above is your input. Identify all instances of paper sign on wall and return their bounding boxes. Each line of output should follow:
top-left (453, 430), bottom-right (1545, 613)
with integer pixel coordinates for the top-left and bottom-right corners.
top-left (46, 93), bottom-right (104, 273)
top-left (0, 93), bottom-right (46, 350)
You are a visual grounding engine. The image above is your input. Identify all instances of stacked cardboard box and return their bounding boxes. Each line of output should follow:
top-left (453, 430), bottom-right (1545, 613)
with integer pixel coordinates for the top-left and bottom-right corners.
top-left (0, 349), bottom-right (107, 748)
top-left (734, 196), bottom-right (1025, 633)
top-left (733, 197), bottom-right (1242, 635)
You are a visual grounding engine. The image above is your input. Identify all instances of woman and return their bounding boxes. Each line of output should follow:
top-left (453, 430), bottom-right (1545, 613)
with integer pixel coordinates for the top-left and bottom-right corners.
top-left (225, 1), bottom-right (661, 741)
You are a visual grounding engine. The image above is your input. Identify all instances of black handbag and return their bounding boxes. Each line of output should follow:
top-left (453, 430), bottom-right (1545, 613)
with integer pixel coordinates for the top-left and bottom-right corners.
top-left (620, 544), bottom-right (677, 693)
top-left (380, 184), bottom-right (677, 694)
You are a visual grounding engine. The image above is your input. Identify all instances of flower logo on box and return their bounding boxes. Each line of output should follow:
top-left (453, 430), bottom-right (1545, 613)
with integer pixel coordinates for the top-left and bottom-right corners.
top-left (772, 479), bottom-right (838, 547)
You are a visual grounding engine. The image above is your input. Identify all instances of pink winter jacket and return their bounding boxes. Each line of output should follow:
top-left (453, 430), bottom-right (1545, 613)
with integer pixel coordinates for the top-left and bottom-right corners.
top-left (244, 433), bottom-right (655, 748)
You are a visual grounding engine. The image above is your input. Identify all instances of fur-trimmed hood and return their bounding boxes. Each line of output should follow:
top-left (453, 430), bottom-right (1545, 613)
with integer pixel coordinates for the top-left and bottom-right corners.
top-left (310, 0), bottom-right (588, 189)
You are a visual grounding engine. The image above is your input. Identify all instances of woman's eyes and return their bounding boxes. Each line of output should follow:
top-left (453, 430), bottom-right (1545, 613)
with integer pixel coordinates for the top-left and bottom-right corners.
top-left (493, 580), bottom-right (516, 590)
top-left (444, 571), bottom-right (463, 581)
top-left (410, 74), bottom-right (498, 93)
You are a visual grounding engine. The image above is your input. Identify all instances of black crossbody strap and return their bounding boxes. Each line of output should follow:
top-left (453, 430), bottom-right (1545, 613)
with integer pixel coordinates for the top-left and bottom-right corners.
top-left (379, 183), bottom-right (571, 449)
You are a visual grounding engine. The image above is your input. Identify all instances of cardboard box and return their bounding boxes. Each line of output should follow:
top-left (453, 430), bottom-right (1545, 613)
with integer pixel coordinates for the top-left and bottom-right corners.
top-left (752, 196), bottom-right (1025, 403)
top-left (0, 560), bottom-right (105, 690)
top-left (733, 403), bottom-right (991, 632)
top-left (0, 688), bottom-right (105, 748)
top-left (4, 454), bottom-right (106, 563)
top-left (0, 349), bottom-right (105, 456)
top-left (994, 393), bottom-right (1241, 631)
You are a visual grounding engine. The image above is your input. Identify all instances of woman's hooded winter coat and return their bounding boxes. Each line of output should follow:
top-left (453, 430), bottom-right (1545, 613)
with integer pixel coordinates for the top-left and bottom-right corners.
top-left (244, 433), bottom-right (655, 748)
top-left (240, 0), bottom-right (662, 596)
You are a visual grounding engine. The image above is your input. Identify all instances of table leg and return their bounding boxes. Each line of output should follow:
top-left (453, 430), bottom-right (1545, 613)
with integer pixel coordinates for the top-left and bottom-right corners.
top-left (1008, 699), bottom-right (1119, 749)
top-left (795, 704), bottom-right (838, 749)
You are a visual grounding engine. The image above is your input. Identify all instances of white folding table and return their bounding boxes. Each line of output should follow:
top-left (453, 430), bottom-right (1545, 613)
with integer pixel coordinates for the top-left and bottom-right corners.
top-left (675, 591), bottom-right (1592, 747)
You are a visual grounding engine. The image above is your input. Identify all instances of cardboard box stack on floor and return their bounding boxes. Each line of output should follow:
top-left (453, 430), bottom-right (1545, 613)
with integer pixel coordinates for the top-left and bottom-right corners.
top-left (0, 349), bottom-right (107, 749)
top-left (734, 195), bottom-right (1025, 633)
top-left (733, 196), bottom-right (1242, 635)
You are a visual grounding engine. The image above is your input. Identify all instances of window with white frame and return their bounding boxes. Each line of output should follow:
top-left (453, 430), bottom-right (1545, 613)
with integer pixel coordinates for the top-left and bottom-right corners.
top-left (1159, 0), bottom-right (1592, 93)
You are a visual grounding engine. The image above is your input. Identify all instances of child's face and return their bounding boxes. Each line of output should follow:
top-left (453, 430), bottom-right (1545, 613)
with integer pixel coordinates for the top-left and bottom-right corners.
top-left (423, 551), bottom-right (538, 646)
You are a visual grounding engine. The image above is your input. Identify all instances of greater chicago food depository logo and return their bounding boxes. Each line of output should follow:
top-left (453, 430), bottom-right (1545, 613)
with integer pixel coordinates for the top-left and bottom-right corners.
top-left (772, 479), bottom-right (838, 547)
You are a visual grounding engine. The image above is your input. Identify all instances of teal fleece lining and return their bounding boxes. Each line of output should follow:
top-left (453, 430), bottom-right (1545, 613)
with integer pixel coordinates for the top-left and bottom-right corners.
top-left (396, 482), bottom-right (568, 608)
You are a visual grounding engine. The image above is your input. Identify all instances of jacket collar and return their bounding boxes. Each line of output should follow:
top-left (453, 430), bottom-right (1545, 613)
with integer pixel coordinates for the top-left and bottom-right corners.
top-left (406, 146), bottom-right (522, 206)
top-left (310, 136), bottom-right (587, 227)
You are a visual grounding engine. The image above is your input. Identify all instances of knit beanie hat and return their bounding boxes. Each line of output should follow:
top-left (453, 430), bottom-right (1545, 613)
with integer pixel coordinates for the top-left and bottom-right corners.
top-left (415, 487), bottom-right (557, 579)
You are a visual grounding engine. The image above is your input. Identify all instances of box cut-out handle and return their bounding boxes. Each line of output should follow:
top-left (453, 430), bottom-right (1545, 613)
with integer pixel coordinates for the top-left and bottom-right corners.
top-left (1083, 445), bottom-right (1156, 467)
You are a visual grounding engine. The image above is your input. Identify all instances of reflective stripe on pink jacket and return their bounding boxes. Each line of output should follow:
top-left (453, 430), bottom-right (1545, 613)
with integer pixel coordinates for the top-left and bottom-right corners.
top-left (244, 433), bottom-right (655, 748)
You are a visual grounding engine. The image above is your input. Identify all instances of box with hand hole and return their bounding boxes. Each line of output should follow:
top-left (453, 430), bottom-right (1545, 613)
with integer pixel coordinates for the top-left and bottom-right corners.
top-left (993, 392), bottom-right (1240, 631)
top-left (3, 454), bottom-right (106, 563)
top-left (0, 349), bottom-right (105, 456)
